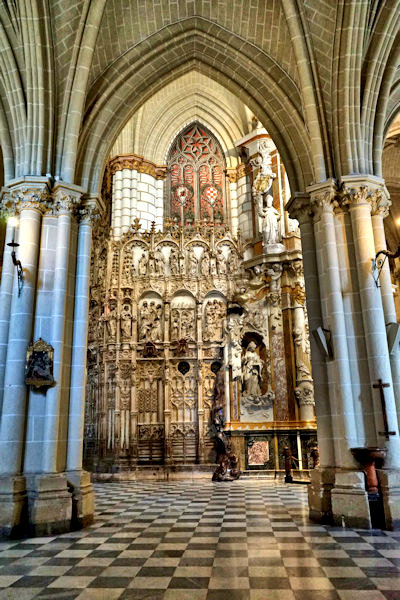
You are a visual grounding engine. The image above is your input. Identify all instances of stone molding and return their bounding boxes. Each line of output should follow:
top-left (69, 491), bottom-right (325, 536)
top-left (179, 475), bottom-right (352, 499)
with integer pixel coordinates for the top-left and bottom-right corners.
top-left (108, 154), bottom-right (168, 180)
top-left (285, 193), bottom-right (312, 226)
top-left (225, 163), bottom-right (249, 183)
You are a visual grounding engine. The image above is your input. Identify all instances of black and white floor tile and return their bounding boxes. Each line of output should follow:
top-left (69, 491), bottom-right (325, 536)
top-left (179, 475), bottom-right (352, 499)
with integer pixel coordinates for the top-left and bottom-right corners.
top-left (0, 480), bottom-right (399, 599)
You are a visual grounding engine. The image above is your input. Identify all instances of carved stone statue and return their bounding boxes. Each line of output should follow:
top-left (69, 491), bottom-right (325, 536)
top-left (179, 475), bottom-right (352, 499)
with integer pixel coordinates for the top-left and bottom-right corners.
top-left (171, 309), bottom-right (180, 341)
top-left (103, 303), bottom-right (118, 339)
top-left (204, 299), bottom-right (225, 340)
top-left (242, 341), bottom-right (264, 396)
top-left (138, 252), bottom-right (148, 276)
top-left (169, 248), bottom-right (179, 275)
top-left (148, 252), bottom-right (156, 274)
top-left (225, 315), bottom-right (243, 381)
top-left (181, 308), bottom-right (194, 339)
top-left (179, 251), bottom-right (186, 274)
top-left (216, 247), bottom-right (227, 275)
top-left (154, 248), bottom-right (164, 275)
top-left (139, 301), bottom-right (150, 340)
top-left (201, 249), bottom-right (210, 276)
top-left (120, 303), bottom-right (133, 339)
top-left (210, 253), bottom-right (217, 275)
top-left (258, 194), bottom-right (281, 247)
top-left (139, 301), bottom-right (163, 342)
top-left (150, 304), bottom-right (163, 342)
top-left (188, 249), bottom-right (198, 277)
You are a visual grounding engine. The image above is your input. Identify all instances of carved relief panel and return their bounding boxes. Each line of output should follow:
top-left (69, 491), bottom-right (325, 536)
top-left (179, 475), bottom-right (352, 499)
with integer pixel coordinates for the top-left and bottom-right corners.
top-left (136, 361), bottom-right (164, 463)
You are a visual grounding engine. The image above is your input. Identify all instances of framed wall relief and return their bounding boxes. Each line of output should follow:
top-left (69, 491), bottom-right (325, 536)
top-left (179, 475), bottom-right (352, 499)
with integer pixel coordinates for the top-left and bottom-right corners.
top-left (25, 338), bottom-right (55, 388)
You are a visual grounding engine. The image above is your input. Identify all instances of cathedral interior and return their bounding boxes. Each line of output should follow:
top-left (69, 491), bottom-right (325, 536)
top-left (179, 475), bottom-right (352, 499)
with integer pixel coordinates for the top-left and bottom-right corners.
top-left (1, 5), bottom-right (400, 597)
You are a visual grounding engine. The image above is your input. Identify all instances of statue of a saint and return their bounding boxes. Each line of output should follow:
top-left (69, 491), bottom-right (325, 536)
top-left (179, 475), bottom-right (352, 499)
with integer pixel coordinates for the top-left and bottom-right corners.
top-left (103, 303), bottom-right (117, 339)
top-left (169, 248), bottom-right (179, 275)
top-left (120, 303), bottom-right (132, 339)
top-left (154, 248), bottom-right (164, 275)
top-left (201, 250), bottom-right (210, 276)
top-left (171, 310), bottom-right (180, 340)
top-left (138, 253), bottom-right (148, 276)
top-left (258, 195), bottom-right (281, 246)
top-left (210, 253), bottom-right (217, 275)
top-left (188, 250), bottom-right (198, 277)
top-left (242, 341), bottom-right (264, 396)
top-left (216, 247), bottom-right (227, 275)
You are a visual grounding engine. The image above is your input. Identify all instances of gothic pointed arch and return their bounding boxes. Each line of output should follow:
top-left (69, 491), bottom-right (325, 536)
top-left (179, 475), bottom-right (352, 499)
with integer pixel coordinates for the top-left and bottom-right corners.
top-left (166, 122), bottom-right (226, 225)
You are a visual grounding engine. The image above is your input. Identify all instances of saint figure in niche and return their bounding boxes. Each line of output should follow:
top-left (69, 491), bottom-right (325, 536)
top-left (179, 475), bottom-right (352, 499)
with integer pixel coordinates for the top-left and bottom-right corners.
top-left (258, 194), bottom-right (281, 246)
top-left (242, 341), bottom-right (264, 396)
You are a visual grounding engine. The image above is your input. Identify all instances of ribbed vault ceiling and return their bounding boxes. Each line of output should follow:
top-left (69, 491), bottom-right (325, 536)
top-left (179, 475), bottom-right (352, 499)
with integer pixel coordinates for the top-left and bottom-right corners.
top-left (109, 71), bottom-right (259, 167)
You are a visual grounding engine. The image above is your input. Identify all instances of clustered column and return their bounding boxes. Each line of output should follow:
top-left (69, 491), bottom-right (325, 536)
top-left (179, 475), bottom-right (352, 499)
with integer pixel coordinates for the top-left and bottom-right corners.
top-left (0, 181), bottom-right (98, 536)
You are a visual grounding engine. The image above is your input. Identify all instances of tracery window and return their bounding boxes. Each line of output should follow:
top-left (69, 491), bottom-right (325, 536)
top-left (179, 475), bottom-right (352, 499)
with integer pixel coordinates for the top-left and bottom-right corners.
top-left (167, 123), bottom-right (225, 225)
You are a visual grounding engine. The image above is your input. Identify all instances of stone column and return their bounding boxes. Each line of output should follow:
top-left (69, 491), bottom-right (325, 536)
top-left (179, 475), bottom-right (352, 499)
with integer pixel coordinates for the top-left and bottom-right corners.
top-left (309, 183), bottom-right (373, 527)
top-left (286, 192), bottom-right (334, 523)
top-left (0, 181), bottom-right (49, 536)
top-left (24, 186), bottom-right (83, 536)
top-left (344, 183), bottom-right (400, 466)
top-left (66, 199), bottom-right (98, 526)
top-left (344, 180), bottom-right (400, 530)
top-left (66, 200), bottom-right (98, 528)
top-left (0, 201), bottom-right (17, 412)
top-left (369, 190), bottom-right (400, 425)
top-left (292, 295), bottom-right (314, 422)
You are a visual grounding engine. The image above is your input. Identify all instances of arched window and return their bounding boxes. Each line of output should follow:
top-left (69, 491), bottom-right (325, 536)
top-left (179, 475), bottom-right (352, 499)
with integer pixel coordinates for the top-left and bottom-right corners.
top-left (167, 123), bottom-right (226, 225)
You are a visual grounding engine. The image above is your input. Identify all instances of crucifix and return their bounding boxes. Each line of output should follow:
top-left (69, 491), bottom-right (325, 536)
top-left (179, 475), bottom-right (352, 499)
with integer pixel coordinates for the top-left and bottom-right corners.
top-left (373, 379), bottom-right (396, 439)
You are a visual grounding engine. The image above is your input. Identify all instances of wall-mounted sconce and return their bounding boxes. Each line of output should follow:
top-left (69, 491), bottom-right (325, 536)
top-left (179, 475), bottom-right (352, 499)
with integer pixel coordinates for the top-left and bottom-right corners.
top-left (372, 245), bottom-right (400, 288)
top-left (6, 216), bottom-right (23, 296)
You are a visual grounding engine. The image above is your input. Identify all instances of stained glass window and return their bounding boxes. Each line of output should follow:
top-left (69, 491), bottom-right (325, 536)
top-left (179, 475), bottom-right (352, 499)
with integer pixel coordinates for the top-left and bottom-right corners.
top-left (167, 123), bottom-right (225, 225)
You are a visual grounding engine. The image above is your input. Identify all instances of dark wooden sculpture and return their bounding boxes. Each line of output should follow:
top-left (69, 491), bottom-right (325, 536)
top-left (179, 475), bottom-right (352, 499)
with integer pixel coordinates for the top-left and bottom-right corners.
top-left (211, 368), bottom-right (240, 481)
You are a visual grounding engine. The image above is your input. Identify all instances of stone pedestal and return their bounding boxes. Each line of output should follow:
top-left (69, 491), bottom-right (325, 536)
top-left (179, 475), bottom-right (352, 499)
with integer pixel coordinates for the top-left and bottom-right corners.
top-left (331, 471), bottom-right (371, 529)
top-left (67, 470), bottom-right (95, 529)
top-left (0, 475), bottom-right (26, 538)
top-left (26, 473), bottom-right (72, 536)
top-left (308, 467), bottom-right (334, 523)
top-left (377, 469), bottom-right (400, 531)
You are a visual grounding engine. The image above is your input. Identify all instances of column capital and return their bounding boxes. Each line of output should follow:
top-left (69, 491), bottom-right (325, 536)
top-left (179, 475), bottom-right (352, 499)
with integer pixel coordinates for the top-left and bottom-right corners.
top-left (1, 178), bottom-right (51, 215)
top-left (306, 179), bottom-right (337, 221)
top-left (50, 182), bottom-right (84, 216)
top-left (341, 183), bottom-right (390, 216)
top-left (340, 174), bottom-right (390, 215)
top-left (78, 196), bottom-right (102, 225)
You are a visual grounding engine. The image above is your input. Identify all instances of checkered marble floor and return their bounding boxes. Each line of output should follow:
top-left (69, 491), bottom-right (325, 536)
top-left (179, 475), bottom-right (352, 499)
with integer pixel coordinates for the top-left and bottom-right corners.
top-left (0, 481), bottom-right (399, 599)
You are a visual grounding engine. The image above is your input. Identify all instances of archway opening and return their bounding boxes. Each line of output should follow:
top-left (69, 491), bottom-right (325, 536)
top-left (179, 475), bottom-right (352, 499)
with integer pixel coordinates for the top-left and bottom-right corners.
top-left (83, 68), bottom-right (316, 478)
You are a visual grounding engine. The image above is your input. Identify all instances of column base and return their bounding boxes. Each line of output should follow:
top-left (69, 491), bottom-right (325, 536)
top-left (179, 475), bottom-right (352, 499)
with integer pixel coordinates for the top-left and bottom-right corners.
top-left (0, 475), bottom-right (27, 538)
top-left (66, 470), bottom-right (94, 529)
top-left (26, 473), bottom-right (72, 536)
top-left (308, 467), bottom-right (334, 523)
top-left (331, 471), bottom-right (371, 529)
top-left (377, 469), bottom-right (400, 531)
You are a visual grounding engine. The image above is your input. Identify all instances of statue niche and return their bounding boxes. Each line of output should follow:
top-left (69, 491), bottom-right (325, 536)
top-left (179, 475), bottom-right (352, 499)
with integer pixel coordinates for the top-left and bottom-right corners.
top-left (240, 335), bottom-right (274, 423)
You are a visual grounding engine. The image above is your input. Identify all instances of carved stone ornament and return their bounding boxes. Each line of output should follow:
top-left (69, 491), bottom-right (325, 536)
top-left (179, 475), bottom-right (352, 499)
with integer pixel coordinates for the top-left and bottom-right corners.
top-left (25, 338), bottom-right (55, 388)
top-left (294, 380), bottom-right (314, 406)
